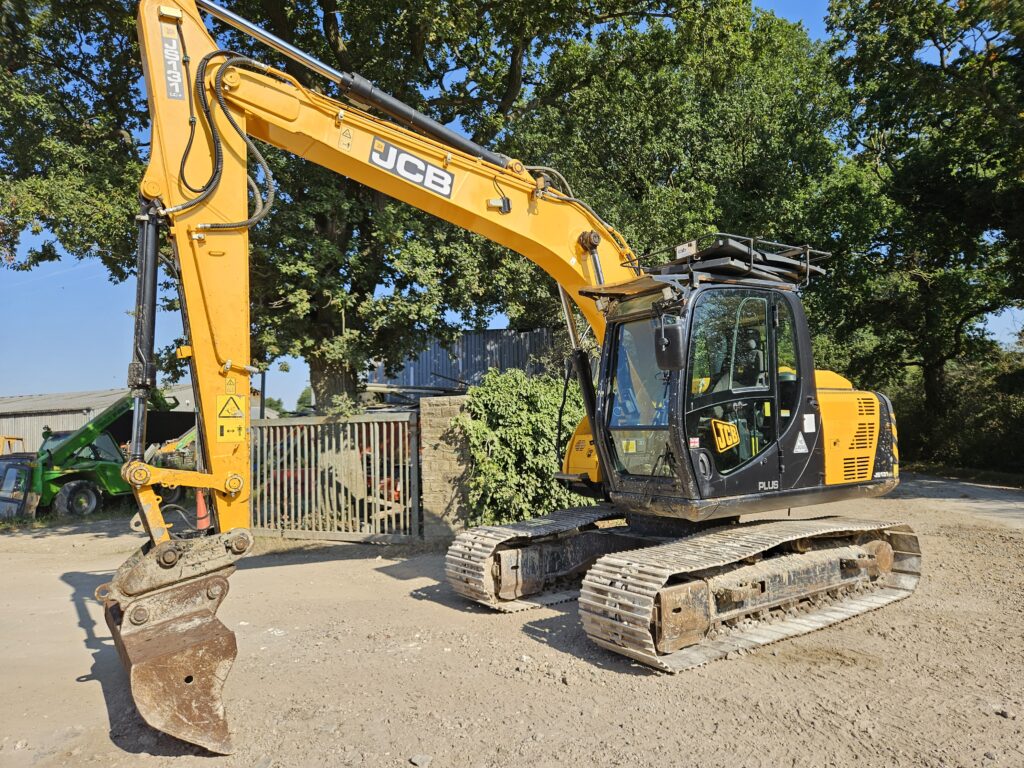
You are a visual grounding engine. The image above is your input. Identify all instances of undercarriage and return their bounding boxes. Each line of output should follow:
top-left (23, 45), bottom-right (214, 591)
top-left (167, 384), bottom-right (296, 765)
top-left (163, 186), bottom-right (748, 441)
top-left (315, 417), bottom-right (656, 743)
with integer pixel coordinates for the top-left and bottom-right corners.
top-left (445, 510), bottom-right (920, 669)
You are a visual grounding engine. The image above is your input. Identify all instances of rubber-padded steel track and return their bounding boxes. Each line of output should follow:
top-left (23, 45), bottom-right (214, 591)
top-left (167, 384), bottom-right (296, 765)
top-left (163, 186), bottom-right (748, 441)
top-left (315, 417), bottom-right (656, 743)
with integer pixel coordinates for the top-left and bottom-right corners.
top-left (580, 516), bottom-right (920, 672)
top-left (445, 506), bottom-right (621, 612)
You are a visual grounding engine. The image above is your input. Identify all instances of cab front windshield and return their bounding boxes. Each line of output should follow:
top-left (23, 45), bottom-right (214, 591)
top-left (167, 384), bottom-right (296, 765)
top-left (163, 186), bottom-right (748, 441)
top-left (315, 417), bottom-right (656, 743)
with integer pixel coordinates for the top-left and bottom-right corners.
top-left (607, 318), bottom-right (674, 477)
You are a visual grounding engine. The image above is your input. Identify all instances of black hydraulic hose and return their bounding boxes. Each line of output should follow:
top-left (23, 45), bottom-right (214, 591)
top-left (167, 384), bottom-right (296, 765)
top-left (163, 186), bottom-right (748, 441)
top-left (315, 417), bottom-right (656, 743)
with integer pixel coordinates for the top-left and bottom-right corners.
top-left (555, 356), bottom-right (572, 467)
top-left (162, 49), bottom-right (233, 216)
top-left (200, 55), bottom-right (276, 230)
top-left (163, 51), bottom-right (277, 230)
top-left (175, 23), bottom-right (206, 195)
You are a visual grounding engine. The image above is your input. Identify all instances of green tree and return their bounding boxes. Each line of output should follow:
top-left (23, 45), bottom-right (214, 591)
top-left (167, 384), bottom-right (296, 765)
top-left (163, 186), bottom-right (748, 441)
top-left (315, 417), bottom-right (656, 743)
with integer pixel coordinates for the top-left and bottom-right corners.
top-left (294, 386), bottom-right (313, 412)
top-left (454, 368), bottom-right (592, 525)
top-left (816, 0), bottom-right (1024, 444)
top-left (262, 396), bottom-right (285, 414)
top-left (488, 6), bottom-right (855, 329)
top-left (1, 0), bottom-right (697, 408)
top-left (0, 0), bottom-right (144, 276)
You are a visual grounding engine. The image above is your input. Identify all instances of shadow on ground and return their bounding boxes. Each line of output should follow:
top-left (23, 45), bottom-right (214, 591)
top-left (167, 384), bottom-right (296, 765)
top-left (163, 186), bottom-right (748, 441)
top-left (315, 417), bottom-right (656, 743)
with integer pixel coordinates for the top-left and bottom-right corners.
top-left (519, 600), bottom-right (656, 676)
top-left (3, 515), bottom-right (136, 539)
top-left (236, 538), bottom-right (447, 572)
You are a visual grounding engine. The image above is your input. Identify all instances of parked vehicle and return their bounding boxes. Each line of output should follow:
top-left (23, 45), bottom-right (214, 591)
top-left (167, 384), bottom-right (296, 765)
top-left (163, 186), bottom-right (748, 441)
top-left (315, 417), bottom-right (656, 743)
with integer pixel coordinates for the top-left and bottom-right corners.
top-left (0, 395), bottom-right (195, 519)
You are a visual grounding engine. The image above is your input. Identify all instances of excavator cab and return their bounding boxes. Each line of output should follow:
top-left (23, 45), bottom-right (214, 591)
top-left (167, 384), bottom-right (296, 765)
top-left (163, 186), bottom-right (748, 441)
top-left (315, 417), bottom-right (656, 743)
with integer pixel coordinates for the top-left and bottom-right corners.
top-left (598, 282), bottom-right (803, 503)
top-left (564, 234), bottom-right (898, 516)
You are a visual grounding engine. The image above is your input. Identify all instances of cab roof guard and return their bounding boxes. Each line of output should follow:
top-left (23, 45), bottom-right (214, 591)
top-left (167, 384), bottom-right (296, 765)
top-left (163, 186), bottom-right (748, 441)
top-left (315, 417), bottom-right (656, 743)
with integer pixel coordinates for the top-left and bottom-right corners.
top-left (580, 233), bottom-right (831, 299)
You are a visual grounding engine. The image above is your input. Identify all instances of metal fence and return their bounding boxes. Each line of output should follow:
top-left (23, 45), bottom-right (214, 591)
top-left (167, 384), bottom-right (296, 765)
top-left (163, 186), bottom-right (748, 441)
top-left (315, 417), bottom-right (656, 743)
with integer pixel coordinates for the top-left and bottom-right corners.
top-left (250, 411), bottom-right (420, 542)
top-left (367, 327), bottom-right (553, 390)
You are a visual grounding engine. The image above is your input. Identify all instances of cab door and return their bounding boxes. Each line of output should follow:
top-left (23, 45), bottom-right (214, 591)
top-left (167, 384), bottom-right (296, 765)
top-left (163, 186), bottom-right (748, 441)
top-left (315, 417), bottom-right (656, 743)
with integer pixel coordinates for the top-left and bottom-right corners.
top-left (683, 287), bottom-right (782, 498)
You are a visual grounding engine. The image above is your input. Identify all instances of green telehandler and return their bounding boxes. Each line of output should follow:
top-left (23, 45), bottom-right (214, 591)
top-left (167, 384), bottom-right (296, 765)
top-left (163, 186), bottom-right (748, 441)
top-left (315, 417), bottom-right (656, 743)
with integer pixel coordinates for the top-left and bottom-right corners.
top-left (0, 395), bottom-right (195, 519)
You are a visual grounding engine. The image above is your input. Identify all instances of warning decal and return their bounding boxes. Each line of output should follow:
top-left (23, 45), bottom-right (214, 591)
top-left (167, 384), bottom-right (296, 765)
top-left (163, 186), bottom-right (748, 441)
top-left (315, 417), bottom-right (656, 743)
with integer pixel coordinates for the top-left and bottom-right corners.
top-left (216, 394), bottom-right (246, 443)
top-left (793, 432), bottom-right (809, 454)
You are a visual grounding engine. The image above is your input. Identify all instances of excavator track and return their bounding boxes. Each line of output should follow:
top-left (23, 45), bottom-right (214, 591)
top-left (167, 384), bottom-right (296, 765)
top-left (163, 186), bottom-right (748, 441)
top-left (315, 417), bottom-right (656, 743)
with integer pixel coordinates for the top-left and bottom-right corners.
top-left (445, 506), bottom-right (625, 612)
top-left (580, 517), bottom-right (920, 672)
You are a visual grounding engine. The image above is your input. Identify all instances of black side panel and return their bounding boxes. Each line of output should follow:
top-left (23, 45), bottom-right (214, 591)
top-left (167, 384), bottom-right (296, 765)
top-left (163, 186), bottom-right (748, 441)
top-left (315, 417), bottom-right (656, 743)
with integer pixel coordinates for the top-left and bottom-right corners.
top-left (776, 292), bottom-right (826, 493)
top-left (872, 392), bottom-right (898, 482)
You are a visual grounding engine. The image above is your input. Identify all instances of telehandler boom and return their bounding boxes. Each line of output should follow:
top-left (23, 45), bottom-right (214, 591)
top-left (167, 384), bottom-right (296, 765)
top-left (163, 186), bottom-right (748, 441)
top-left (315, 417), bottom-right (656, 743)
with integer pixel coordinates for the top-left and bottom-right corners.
top-left (101, 0), bottom-right (920, 753)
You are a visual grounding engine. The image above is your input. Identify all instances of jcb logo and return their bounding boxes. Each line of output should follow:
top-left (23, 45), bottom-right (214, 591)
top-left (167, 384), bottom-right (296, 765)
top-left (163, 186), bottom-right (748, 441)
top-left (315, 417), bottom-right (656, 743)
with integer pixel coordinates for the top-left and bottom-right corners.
top-left (160, 23), bottom-right (184, 101)
top-left (370, 139), bottom-right (454, 198)
top-left (711, 419), bottom-right (740, 453)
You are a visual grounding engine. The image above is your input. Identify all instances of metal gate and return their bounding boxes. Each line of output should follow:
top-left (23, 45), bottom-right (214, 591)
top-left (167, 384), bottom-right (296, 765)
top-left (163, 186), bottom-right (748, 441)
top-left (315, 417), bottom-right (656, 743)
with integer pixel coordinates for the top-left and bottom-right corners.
top-left (250, 411), bottom-right (420, 542)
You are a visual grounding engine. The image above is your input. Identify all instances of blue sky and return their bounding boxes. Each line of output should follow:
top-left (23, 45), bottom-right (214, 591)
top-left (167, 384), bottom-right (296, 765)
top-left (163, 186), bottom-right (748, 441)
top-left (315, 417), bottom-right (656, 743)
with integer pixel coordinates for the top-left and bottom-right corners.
top-left (1, 0), bottom-right (1018, 409)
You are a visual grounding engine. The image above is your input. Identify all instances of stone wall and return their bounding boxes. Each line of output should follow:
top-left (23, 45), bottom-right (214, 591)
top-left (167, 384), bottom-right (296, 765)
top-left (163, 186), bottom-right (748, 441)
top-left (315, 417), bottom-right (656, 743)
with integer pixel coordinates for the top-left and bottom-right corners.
top-left (418, 395), bottom-right (470, 540)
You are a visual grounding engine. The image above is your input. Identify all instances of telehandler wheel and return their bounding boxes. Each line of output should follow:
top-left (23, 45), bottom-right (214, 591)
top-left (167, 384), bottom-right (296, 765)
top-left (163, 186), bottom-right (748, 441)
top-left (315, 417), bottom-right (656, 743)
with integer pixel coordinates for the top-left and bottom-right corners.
top-left (54, 480), bottom-right (103, 517)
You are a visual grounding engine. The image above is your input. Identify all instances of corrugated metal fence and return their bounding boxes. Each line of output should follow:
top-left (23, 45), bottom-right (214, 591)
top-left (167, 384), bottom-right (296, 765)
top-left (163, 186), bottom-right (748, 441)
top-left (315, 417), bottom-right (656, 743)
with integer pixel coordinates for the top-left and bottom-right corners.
top-left (368, 328), bottom-right (553, 389)
top-left (250, 411), bottom-right (419, 542)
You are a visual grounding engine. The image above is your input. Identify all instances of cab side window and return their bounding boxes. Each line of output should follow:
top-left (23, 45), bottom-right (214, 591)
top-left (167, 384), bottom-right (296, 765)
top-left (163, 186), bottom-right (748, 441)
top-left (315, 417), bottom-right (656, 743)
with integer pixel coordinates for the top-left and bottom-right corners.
top-left (1, 467), bottom-right (26, 500)
top-left (775, 297), bottom-right (801, 429)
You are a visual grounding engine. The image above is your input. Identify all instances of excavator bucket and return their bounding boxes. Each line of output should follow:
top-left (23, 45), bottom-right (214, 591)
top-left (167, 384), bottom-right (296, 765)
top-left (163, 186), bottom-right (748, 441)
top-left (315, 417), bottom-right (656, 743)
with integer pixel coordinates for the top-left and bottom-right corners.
top-left (103, 586), bottom-right (236, 754)
top-left (97, 533), bottom-right (251, 754)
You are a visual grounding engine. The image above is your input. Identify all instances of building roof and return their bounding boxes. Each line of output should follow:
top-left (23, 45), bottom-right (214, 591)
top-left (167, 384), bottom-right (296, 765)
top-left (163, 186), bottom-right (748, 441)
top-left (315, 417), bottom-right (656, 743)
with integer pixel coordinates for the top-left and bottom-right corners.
top-left (0, 388), bottom-right (127, 416)
top-left (0, 382), bottom-right (275, 418)
top-left (0, 383), bottom-right (195, 416)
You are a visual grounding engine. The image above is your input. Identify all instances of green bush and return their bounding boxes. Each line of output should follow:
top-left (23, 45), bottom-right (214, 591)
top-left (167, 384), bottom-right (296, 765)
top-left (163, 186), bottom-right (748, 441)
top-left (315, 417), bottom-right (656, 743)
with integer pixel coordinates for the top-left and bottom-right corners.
top-left (453, 368), bottom-right (595, 526)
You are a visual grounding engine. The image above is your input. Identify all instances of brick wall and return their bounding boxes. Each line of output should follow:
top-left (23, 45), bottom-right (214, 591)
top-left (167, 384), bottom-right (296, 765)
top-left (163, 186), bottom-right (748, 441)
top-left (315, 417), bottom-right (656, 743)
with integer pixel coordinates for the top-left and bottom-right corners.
top-left (418, 395), bottom-right (470, 540)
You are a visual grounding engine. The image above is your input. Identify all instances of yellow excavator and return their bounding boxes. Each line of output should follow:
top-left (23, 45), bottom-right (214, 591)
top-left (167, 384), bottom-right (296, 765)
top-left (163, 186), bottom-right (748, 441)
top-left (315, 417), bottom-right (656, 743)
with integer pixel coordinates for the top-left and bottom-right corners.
top-left (100, 0), bottom-right (921, 754)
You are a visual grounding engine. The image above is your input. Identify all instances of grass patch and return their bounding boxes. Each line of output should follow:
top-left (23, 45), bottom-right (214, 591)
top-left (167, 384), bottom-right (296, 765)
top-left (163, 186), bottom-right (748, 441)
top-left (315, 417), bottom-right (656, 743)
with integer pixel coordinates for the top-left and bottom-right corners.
top-left (903, 461), bottom-right (1024, 490)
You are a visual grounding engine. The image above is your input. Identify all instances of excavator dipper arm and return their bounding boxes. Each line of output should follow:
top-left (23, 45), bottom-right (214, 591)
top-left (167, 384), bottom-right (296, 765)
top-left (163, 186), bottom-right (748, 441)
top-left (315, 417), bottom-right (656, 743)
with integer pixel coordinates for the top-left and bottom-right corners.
top-left (100, 0), bottom-right (638, 753)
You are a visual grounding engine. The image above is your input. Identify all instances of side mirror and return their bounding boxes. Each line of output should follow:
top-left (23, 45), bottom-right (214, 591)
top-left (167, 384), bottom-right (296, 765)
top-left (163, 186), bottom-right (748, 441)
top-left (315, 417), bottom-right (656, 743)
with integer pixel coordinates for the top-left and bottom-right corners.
top-left (653, 314), bottom-right (686, 370)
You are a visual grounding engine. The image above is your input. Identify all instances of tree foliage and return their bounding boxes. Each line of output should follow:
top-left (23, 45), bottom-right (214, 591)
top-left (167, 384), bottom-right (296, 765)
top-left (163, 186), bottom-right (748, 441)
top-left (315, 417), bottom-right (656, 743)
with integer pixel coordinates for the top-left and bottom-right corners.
top-left (490, 6), bottom-right (854, 328)
top-left (889, 340), bottom-right (1024, 472)
top-left (3, 0), bottom-right (1023, 476)
top-left (0, 0), bottom-right (862, 405)
top-left (810, 0), bottom-right (1024, 440)
top-left (0, 0), bottom-right (143, 276)
top-left (294, 385), bottom-right (313, 413)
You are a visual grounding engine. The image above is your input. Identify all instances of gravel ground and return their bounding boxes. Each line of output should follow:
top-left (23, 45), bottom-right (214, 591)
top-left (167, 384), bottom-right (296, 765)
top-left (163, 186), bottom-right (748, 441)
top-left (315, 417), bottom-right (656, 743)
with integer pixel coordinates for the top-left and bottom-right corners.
top-left (1, 473), bottom-right (1022, 768)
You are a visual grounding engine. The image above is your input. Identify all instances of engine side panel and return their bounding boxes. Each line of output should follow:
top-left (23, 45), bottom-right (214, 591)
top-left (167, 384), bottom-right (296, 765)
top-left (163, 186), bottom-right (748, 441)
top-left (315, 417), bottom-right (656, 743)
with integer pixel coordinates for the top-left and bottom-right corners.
top-left (819, 388), bottom-right (892, 486)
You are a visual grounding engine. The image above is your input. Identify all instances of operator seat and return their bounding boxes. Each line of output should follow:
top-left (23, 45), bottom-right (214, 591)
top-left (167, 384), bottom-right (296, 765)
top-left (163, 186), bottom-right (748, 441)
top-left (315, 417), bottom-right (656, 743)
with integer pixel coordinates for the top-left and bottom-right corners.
top-left (734, 330), bottom-right (765, 389)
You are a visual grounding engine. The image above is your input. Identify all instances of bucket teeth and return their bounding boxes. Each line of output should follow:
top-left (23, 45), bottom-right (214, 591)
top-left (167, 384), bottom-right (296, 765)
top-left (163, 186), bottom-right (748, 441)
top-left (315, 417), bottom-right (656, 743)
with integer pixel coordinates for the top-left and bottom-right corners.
top-left (103, 569), bottom-right (239, 754)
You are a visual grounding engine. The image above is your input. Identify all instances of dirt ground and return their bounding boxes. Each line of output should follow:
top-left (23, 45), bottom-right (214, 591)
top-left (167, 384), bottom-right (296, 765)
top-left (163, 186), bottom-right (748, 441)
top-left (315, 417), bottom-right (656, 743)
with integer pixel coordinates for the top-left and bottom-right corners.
top-left (1, 473), bottom-right (1023, 768)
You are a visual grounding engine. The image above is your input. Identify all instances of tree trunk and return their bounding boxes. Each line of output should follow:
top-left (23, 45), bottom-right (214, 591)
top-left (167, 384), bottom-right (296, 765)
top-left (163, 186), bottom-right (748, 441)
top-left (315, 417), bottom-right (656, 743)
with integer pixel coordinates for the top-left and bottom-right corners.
top-left (919, 358), bottom-right (948, 459)
top-left (308, 357), bottom-right (360, 412)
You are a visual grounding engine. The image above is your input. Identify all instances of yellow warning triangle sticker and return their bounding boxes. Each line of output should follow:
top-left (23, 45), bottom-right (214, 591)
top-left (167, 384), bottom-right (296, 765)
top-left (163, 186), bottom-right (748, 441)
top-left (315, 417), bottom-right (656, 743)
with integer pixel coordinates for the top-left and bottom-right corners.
top-left (218, 396), bottom-right (243, 418)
